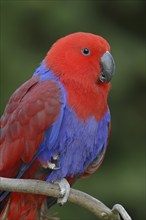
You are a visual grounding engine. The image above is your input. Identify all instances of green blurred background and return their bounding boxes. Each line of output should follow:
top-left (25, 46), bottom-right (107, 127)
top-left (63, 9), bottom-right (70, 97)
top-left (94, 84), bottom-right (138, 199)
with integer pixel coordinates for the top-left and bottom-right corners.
top-left (0, 1), bottom-right (145, 219)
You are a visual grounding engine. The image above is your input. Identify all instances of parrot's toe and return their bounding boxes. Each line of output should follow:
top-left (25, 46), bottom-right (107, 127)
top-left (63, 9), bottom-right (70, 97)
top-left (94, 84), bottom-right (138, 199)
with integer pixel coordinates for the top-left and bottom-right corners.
top-left (55, 178), bottom-right (70, 205)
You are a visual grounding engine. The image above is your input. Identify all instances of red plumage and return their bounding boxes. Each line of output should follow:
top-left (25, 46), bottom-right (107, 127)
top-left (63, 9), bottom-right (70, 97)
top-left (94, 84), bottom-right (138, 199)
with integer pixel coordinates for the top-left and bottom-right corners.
top-left (0, 77), bottom-right (62, 219)
top-left (0, 76), bottom-right (61, 177)
top-left (45, 32), bottom-right (111, 120)
top-left (0, 32), bottom-right (115, 219)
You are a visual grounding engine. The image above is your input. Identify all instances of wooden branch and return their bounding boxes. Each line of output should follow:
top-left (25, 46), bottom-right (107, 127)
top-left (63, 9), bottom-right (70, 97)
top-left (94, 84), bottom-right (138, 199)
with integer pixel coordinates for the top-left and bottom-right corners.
top-left (0, 177), bottom-right (132, 220)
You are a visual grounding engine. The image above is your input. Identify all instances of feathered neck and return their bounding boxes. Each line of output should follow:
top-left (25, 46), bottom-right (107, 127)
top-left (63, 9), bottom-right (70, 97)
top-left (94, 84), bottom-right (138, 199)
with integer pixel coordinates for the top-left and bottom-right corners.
top-left (61, 78), bottom-right (110, 121)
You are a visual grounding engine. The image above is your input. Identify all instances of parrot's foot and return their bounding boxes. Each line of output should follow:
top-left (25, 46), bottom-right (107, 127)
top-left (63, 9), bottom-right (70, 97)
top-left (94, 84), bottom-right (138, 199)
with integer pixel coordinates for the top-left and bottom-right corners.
top-left (55, 178), bottom-right (70, 205)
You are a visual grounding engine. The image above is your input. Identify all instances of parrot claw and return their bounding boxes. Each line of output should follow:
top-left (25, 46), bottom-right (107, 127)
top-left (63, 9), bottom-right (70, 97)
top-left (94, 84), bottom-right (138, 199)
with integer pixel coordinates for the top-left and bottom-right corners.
top-left (42, 154), bottom-right (60, 170)
top-left (55, 178), bottom-right (70, 205)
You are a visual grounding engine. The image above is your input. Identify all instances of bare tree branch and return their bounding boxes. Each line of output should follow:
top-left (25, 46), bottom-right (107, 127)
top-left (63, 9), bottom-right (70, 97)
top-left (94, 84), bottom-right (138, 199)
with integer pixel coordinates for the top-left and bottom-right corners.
top-left (0, 177), bottom-right (132, 220)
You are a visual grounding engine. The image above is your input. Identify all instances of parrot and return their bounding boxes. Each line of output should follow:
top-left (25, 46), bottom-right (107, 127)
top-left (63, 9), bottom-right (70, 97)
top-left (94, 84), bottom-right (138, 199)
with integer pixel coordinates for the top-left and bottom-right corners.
top-left (0, 32), bottom-right (115, 220)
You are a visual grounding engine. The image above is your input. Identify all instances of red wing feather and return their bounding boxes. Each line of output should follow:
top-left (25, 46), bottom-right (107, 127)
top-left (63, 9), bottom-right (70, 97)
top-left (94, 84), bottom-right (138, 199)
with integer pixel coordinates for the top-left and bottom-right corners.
top-left (0, 76), bottom-right (61, 177)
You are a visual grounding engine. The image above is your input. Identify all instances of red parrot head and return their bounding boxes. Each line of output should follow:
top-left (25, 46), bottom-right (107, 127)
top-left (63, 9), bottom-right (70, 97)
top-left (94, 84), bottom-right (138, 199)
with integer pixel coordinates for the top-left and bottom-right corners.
top-left (45, 32), bottom-right (115, 86)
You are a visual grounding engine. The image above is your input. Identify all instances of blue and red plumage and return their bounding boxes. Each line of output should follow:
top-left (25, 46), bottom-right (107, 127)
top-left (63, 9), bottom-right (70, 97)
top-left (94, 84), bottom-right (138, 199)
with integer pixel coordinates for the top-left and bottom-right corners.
top-left (0, 32), bottom-right (115, 219)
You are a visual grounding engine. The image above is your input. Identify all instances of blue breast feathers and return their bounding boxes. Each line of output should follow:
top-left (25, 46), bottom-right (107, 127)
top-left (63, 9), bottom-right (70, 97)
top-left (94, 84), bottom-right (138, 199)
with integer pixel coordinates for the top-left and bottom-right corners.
top-left (34, 61), bottom-right (110, 182)
top-left (39, 106), bottom-right (110, 182)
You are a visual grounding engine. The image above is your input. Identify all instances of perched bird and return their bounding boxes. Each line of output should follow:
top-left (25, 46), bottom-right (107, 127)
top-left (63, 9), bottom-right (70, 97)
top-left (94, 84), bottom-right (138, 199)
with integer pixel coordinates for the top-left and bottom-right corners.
top-left (0, 32), bottom-right (115, 220)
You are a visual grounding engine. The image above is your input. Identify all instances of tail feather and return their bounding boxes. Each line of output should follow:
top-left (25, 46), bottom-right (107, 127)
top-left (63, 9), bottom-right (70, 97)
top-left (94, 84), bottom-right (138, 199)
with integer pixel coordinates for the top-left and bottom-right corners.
top-left (0, 193), bottom-right (46, 220)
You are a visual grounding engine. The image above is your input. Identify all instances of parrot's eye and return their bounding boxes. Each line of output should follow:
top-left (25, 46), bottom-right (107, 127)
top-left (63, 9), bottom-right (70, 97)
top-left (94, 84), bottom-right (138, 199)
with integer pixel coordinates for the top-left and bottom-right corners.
top-left (81, 48), bottom-right (90, 56)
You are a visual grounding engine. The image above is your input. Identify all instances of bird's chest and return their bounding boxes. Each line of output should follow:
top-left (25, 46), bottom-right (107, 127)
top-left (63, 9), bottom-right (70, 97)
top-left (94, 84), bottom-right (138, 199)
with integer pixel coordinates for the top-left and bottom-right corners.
top-left (39, 106), bottom-right (110, 182)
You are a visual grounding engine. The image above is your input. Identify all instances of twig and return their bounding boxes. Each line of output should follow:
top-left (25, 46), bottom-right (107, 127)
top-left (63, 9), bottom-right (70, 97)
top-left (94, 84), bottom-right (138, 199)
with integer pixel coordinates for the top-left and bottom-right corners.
top-left (0, 177), bottom-right (132, 220)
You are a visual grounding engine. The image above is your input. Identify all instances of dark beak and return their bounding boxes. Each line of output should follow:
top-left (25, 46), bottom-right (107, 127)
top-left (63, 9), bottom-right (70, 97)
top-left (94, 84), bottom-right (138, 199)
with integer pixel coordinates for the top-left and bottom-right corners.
top-left (99, 51), bottom-right (115, 83)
